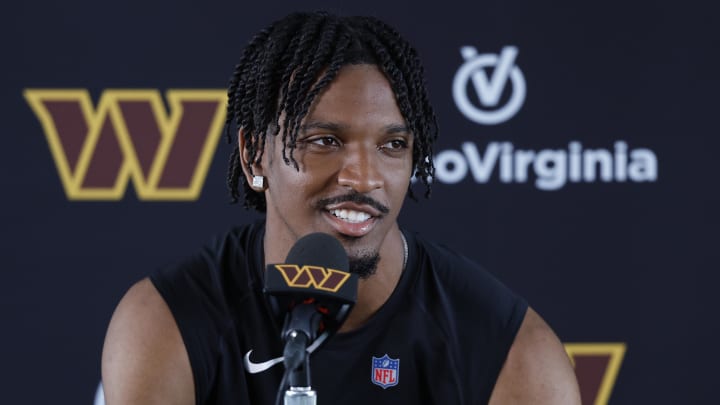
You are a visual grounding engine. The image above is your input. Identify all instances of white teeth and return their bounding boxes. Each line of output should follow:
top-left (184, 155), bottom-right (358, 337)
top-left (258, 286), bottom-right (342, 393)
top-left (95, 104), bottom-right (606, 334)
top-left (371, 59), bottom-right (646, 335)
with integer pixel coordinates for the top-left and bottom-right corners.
top-left (331, 209), bottom-right (371, 223)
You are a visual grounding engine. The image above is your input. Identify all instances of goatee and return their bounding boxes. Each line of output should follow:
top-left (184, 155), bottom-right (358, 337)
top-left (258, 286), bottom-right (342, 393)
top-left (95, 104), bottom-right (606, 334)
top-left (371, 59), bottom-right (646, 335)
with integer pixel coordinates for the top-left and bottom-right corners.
top-left (349, 252), bottom-right (380, 279)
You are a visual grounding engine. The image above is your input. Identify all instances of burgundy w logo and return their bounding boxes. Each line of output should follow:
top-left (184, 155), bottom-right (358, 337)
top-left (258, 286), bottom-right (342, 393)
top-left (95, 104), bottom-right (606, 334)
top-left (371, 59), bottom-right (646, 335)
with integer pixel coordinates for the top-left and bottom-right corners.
top-left (273, 265), bottom-right (351, 292)
top-left (24, 89), bottom-right (226, 200)
top-left (565, 343), bottom-right (626, 404)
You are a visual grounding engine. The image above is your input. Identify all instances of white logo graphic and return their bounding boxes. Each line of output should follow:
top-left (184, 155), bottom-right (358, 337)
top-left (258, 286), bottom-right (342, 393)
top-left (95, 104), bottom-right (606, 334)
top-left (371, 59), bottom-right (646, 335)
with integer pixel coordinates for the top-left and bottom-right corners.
top-left (452, 46), bottom-right (526, 125)
top-left (244, 333), bottom-right (327, 374)
top-left (94, 382), bottom-right (104, 405)
top-left (244, 350), bottom-right (286, 374)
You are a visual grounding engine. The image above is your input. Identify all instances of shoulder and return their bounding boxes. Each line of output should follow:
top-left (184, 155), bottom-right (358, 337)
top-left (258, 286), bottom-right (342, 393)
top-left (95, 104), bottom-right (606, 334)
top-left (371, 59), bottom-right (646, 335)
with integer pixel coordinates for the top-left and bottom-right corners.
top-left (411, 232), bottom-right (527, 322)
top-left (102, 278), bottom-right (194, 405)
top-left (411, 232), bottom-right (497, 284)
top-left (489, 307), bottom-right (581, 405)
top-left (101, 222), bottom-right (264, 404)
top-left (151, 221), bottom-right (264, 309)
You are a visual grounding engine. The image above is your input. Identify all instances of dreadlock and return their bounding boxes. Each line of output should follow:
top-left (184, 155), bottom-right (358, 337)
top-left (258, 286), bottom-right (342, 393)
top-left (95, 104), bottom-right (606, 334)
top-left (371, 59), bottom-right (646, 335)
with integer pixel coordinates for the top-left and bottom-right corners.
top-left (225, 11), bottom-right (438, 211)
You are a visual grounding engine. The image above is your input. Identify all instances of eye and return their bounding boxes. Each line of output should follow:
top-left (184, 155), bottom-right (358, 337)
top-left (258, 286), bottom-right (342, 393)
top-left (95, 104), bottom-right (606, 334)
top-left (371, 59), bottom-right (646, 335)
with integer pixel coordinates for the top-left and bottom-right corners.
top-left (310, 136), bottom-right (340, 147)
top-left (299, 135), bottom-right (341, 150)
top-left (381, 139), bottom-right (408, 150)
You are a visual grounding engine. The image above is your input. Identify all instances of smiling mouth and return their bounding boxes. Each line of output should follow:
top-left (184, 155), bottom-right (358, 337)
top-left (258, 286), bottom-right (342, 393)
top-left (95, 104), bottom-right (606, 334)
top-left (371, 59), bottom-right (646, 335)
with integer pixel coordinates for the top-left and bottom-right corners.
top-left (323, 206), bottom-right (378, 238)
top-left (318, 192), bottom-right (388, 238)
top-left (330, 208), bottom-right (372, 223)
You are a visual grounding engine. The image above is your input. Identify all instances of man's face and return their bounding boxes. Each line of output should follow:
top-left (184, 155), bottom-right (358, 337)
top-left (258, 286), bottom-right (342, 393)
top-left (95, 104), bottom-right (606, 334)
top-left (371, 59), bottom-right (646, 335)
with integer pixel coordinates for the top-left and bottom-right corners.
top-left (256, 64), bottom-right (413, 274)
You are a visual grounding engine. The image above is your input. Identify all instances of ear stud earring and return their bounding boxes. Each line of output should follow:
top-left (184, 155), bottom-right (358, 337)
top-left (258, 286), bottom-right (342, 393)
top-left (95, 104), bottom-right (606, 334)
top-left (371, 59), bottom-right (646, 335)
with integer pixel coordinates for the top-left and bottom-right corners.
top-left (251, 175), bottom-right (267, 190)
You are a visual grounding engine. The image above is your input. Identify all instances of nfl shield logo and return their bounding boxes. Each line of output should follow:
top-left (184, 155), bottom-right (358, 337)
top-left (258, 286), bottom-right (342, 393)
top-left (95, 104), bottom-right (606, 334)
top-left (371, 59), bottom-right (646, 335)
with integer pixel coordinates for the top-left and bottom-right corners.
top-left (371, 354), bottom-right (400, 389)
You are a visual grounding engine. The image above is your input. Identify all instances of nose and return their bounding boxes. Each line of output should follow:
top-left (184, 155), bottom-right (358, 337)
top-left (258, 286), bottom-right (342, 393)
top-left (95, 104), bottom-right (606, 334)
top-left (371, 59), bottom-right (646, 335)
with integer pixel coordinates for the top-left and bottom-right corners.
top-left (337, 145), bottom-right (384, 193)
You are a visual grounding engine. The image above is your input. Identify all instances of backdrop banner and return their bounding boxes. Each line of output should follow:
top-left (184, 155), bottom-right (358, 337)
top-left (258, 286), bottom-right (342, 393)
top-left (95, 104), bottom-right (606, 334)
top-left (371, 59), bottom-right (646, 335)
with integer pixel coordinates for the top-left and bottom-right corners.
top-left (3, 1), bottom-right (718, 404)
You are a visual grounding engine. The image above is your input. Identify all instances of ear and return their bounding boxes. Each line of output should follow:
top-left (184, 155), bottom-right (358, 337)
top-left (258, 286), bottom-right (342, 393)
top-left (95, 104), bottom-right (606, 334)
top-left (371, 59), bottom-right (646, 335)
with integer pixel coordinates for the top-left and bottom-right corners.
top-left (238, 129), bottom-right (267, 191)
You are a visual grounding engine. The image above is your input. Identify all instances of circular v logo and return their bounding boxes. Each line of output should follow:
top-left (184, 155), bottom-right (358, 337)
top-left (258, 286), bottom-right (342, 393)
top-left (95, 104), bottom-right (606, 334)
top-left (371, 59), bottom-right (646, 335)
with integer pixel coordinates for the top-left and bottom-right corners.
top-left (452, 46), bottom-right (526, 125)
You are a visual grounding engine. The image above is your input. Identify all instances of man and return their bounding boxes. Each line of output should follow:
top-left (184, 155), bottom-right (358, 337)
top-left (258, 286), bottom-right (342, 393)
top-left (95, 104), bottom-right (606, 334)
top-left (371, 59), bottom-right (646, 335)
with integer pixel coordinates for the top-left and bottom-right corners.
top-left (102, 11), bottom-right (581, 404)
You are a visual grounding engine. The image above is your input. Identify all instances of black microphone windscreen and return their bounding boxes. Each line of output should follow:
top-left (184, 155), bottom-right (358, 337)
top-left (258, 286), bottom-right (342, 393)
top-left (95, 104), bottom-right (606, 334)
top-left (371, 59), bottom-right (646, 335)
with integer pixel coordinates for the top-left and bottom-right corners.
top-left (285, 232), bottom-right (349, 273)
top-left (270, 233), bottom-right (355, 348)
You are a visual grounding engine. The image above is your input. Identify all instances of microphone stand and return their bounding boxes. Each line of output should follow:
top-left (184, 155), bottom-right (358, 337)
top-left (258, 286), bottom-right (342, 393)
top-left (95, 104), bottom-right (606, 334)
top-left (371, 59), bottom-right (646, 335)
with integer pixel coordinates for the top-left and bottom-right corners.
top-left (282, 305), bottom-right (319, 405)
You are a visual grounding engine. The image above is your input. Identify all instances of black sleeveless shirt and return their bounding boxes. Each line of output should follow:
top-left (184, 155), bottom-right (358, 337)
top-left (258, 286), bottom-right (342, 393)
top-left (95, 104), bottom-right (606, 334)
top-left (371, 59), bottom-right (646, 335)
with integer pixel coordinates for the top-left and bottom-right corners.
top-left (151, 221), bottom-right (527, 404)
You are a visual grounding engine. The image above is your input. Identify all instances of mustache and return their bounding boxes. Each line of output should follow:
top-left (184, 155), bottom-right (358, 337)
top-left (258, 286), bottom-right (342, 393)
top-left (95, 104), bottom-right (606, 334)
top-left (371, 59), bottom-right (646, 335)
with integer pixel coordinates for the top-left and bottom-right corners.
top-left (316, 192), bottom-right (390, 215)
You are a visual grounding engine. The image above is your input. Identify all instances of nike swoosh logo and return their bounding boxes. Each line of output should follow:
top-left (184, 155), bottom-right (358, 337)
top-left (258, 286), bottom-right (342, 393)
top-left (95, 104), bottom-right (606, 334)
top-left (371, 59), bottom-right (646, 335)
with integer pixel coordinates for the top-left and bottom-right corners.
top-left (244, 350), bottom-right (284, 373)
top-left (243, 331), bottom-right (329, 374)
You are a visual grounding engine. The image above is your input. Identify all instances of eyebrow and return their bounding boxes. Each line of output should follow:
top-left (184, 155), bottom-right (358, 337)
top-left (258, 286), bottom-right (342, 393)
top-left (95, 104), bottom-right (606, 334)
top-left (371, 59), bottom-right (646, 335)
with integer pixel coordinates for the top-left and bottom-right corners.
top-left (300, 121), bottom-right (412, 135)
top-left (300, 121), bottom-right (348, 133)
top-left (384, 123), bottom-right (412, 135)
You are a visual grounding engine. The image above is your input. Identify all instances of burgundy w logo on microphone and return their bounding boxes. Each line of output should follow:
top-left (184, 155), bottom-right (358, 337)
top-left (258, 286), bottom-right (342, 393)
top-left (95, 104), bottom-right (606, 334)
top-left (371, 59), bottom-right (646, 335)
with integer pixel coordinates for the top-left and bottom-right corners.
top-left (273, 265), bottom-right (351, 292)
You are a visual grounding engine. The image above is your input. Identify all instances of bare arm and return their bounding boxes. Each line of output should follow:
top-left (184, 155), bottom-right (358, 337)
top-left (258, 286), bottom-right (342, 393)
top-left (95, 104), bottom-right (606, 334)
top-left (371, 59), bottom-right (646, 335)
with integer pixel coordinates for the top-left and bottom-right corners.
top-left (101, 278), bottom-right (195, 405)
top-left (489, 307), bottom-right (581, 405)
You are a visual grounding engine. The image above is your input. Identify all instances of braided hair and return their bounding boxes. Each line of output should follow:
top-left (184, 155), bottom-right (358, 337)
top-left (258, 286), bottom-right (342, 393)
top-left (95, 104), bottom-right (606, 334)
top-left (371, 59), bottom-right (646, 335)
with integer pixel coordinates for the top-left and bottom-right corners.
top-left (225, 11), bottom-right (438, 211)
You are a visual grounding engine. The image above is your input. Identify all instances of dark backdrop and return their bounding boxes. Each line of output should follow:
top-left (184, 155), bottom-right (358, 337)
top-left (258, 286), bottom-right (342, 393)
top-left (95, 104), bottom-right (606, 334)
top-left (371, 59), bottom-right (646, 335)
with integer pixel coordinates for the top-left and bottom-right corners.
top-left (3, 0), bottom-right (718, 403)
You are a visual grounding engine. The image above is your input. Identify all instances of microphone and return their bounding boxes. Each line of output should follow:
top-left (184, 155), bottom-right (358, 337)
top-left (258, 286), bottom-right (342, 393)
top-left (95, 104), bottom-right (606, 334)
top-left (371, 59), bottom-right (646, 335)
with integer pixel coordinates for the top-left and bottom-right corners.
top-left (264, 232), bottom-right (358, 402)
